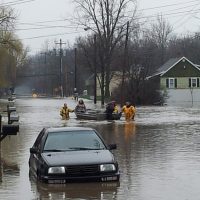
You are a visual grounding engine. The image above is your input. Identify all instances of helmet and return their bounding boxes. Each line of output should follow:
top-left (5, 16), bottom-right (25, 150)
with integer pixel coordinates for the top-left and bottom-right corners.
top-left (79, 99), bottom-right (84, 104)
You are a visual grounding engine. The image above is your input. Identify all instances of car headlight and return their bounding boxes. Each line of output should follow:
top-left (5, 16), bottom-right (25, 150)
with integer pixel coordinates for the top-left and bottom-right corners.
top-left (48, 167), bottom-right (65, 174)
top-left (100, 164), bottom-right (116, 172)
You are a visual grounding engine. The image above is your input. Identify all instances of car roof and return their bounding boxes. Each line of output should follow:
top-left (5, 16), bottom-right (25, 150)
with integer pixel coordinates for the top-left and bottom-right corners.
top-left (46, 127), bottom-right (95, 133)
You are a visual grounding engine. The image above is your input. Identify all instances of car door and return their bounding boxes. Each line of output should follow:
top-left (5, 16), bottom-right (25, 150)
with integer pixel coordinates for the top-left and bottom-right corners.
top-left (30, 129), bottom-right (45, 173)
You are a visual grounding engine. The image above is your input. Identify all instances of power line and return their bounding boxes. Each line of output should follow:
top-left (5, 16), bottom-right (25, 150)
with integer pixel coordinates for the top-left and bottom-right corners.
top-left (17, 18), bottom-right (74, 25)
top-left (11, 0), bottom-right (200, 52)
top-left (138, 0), bottom-right (200, 12)
top-left (67, 7), bottom-right (200, 31)
top-left (172, 1), bottom-right (200, 30)
top-left (0, 0), bottom-right (36, 6)
top-left (15, 0), bottom-right (199, 27)
top-left (21, 31), bottom-right (83, 40)
top-left (14, 25), bottom-right (82, 31)
top-left (12, 0), bottom-right (199, 35)
top-left (17, 11), bottom-right (197, 41)
top-left (17, 19), bottom-right (73, 27)
top-left (128, 7), bottom-right (200, 21)
top-left (138, 1), bottom-right (200, 29)
top-left (16, 6), bottom-right (200, 33)
top-left (143, 2), bottom-right (200, 14)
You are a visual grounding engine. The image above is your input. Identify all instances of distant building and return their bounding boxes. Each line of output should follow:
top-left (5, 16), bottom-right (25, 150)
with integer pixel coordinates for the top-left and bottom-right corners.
top-left (85, 72), bottom-right (122, 98)
top-left (147, 56), bottom-right (200, 106)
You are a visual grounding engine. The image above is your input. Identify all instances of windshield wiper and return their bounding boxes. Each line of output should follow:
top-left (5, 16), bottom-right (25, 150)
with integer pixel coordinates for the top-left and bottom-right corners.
top-left (43, 147), bottom-right (105, 152)
top-left (43, 149), bottom-right (64, 152)
top-left (69, 147), bottom-right (104, 150)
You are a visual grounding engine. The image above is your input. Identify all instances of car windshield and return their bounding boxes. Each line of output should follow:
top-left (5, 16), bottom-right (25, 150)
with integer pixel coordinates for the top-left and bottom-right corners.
top-left (43, 130), bottom-right (106, 152)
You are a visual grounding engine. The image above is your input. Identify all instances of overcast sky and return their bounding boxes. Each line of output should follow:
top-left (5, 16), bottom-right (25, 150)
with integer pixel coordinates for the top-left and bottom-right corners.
top-left (7, 0), bottom-right (200, 54)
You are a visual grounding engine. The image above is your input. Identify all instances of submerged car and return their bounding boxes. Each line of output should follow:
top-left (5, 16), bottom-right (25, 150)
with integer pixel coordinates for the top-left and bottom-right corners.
top-left (29, 127), bottom-right (120, 183)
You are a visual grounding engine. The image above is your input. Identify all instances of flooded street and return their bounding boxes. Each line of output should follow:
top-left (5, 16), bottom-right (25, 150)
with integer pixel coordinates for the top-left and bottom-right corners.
top-left (1, 98), bottom-right (200, 200)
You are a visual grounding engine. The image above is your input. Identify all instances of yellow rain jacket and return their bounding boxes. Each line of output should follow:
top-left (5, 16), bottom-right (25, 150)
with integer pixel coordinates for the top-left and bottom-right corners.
top-left (113, 105), bottom-right (119, 113)
top-left (122, 105), bottom-right (136, 120)
top-left (60, 106), bottom-right (74, 120)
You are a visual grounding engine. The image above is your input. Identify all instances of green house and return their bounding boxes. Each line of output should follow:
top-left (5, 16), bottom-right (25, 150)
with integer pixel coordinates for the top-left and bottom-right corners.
top-left (147, 57), bottom-right (200, 106)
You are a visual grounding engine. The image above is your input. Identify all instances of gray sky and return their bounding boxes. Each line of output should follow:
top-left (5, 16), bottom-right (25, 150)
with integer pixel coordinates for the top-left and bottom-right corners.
top-left (7, 0), bottom-right (200, 54)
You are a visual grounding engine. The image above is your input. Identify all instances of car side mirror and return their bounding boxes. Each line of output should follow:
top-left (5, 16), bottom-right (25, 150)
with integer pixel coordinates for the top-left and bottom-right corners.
top-left (30, 147), bottom-right (38, 154)
top-left (108, 144), bottom-right (117, 150)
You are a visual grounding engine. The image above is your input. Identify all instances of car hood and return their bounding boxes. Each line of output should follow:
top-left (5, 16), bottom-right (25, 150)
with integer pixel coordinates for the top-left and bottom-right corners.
top-left (42, 150), bottom-right (115, 166)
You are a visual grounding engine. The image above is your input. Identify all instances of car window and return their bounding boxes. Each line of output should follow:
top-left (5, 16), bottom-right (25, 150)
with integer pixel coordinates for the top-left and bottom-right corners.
top-left (33, 128), bottom-right (45, 148)
top-left (43, 130), bottom-right (106, 151)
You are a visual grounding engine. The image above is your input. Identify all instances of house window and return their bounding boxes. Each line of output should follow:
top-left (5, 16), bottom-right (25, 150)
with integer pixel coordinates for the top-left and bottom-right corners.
top-left (192, 78), bottom-right (197, 87)
top-left (189, 78), bottom-right (199, 88)
top-left (166, 78), bottom-right (177, 88)
top-left (169, 78), bottom-right (175, 88)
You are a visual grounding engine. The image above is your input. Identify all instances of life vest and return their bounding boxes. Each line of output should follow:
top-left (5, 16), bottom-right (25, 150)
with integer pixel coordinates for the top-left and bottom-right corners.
top-left (122, 105), bottom-right (136, 120)
top-left (60, 107), bottom-right (73, 119)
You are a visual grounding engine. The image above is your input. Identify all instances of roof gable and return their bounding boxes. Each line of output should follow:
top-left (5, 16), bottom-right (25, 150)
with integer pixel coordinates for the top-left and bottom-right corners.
top-left (161, 57), bottom-right (200, 76)
top-left (147, 57), bottom-right (200, 79)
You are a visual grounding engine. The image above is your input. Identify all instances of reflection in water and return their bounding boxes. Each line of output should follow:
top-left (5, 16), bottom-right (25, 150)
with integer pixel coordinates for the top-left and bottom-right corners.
top-left (30, 174), bottom-right (119, 200)
top-left (124, 121), bottom-right (136, 140)
top-left (1, 159), bottom-right (19, 175)
top-left (1, 99), bottom-right (200, 199)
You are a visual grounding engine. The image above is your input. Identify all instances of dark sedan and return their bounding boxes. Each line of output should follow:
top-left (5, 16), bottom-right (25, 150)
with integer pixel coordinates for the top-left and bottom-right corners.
top-left (29, 127), bottom-right (120, 183)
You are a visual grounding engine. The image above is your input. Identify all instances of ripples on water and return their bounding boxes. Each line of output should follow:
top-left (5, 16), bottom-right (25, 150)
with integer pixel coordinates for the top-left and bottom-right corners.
top-left (0, 98), bottom-right (200, 199)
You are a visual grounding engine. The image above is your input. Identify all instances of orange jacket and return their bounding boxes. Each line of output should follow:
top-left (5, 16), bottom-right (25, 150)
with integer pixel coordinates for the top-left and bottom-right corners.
top-left (122, 105), bottom-right (136, 120)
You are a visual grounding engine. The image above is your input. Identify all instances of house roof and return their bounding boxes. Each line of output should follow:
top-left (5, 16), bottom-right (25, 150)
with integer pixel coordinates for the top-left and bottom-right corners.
top-left (155, 57), bottom-right (181, 75)
top-left (147, 56), bottom-right (200, 79)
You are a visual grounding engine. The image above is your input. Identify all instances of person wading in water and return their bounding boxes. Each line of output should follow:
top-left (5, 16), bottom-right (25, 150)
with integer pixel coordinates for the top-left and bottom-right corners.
top-left (60, 103), bottom-right (74, 120)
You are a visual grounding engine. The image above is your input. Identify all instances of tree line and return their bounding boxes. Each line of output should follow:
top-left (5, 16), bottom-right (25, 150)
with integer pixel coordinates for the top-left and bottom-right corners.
top-left (0, 6), bottom-right (26, 96)
top-left (3, 0), bottom-right (200, 105)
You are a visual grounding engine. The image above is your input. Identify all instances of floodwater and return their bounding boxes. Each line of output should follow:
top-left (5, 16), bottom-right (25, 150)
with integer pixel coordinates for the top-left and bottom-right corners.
top-left (0, 98), bottom-right (200, 200)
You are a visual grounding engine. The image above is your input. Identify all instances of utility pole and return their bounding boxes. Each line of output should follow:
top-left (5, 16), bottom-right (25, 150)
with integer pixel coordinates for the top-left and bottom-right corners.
top-left (40, 52), bottom-right (48, 95)
top-left (40, 52), bottom-right (47, 64)
top-left (83, 27), bottom-right (97, 104)
top-left (73, 48), bottom-right (79, 101)
top-left (94, 35), bottom-right (97, 104)
top-left (55, 39), bottom-right (66, 97)
top-left (74, 48), bottom-right (77, 90)
top-left (121, 21), bottom-right (129, 106)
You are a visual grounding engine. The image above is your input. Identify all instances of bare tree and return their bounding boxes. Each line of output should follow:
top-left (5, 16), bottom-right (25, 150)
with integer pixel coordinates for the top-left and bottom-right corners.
top-left (74, 0), bottom-right (137, 105)
top-left (147, 15), bottom-right (173, 64)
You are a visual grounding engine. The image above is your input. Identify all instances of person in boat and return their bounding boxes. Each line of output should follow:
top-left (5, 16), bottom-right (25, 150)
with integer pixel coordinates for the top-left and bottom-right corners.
top-left (75, 99), bottom-right (86, 113)
top-left (122, 102), bottom-right (136, 121)
top-left (60, 103), bottom-right (74, 120)
top-left (105, 101), bottom-right (119, 120)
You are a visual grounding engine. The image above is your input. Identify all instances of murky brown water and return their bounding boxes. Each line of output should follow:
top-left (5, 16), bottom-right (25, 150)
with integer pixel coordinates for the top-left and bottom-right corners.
top-left (1, 98), bottom-right (200, 200)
